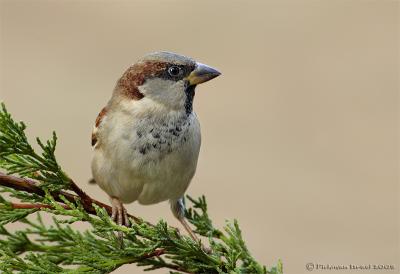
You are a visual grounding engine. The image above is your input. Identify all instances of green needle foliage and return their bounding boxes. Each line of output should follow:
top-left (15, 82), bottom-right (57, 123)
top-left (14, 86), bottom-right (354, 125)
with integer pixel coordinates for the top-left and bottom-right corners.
top-left (0, 103), bottom-right (69, 191)
top-left (0, 103), bottom-right (283, 274)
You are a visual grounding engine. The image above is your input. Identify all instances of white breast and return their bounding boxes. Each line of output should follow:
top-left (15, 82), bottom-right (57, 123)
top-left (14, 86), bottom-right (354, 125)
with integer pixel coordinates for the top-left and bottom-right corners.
top-left (91, 98), bottom-right (201, 205)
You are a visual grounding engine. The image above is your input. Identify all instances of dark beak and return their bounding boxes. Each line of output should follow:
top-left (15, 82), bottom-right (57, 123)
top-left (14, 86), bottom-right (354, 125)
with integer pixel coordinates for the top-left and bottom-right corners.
top-left (187, 63), bottom-right (221, 86)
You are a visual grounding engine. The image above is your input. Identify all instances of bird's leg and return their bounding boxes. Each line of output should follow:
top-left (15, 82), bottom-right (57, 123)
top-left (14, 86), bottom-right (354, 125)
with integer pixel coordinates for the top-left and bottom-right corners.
top-left (179, 215), bottom-right (201, 242)
top-left (110, 196), bottom-right (130, 246)
top-left (171, 198), bottom-right (210, 253)
top-left (110, 196), bottom-right (130, 226)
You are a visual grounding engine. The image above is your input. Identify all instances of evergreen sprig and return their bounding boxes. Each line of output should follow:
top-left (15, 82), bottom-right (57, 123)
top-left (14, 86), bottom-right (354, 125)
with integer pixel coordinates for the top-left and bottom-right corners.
top-left (0, 103), bottom-right (283, 274)
top-left (0, 103), bottom-right (69, 191)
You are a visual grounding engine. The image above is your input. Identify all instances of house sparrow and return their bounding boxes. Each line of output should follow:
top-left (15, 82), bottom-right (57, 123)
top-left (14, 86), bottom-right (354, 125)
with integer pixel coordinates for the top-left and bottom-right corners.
top-left (91, 52), bottom-right (220, 241)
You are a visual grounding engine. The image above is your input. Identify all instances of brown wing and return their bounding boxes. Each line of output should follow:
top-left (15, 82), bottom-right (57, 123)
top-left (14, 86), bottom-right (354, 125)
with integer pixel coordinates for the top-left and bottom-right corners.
top-left (91, 107), bottom-right (108, 148)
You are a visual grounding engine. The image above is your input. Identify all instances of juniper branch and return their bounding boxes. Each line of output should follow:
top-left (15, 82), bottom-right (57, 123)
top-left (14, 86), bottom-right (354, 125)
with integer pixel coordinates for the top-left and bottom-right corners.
top-left (0, 172), bottom-right (142, 223)
top-left (0, 102), bottom-right (283, 274)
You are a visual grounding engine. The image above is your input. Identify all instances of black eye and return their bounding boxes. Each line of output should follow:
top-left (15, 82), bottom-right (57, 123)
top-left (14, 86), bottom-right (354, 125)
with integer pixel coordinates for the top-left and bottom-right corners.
top-left (168, 66), bottom-right (182, 77)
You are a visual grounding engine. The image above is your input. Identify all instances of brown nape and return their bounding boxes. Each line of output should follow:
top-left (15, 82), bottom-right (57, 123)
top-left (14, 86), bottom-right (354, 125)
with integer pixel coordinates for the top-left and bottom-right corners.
top-left (116, 61), bottom-right (168, 100)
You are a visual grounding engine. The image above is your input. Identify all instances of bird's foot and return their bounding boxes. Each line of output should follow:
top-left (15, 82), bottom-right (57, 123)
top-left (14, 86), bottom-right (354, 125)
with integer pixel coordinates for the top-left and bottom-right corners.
top-left (179, 217), bottom-right (212, 254)
top-left (110, 197), bottom-right (129, 247)
top-left (171, 198), bottom-right (212, 253)
top-left (110, 197), bottom-right (130, 227)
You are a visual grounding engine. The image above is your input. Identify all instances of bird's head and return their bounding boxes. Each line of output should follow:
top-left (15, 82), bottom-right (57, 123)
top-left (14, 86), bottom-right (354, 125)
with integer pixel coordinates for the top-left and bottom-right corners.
top-left (114, 52), bottom-right (221, 114)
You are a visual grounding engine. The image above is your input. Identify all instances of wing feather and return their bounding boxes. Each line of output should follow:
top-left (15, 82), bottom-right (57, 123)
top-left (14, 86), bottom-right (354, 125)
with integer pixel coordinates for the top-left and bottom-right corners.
top-left (91, 107), bottom-right (108, 148)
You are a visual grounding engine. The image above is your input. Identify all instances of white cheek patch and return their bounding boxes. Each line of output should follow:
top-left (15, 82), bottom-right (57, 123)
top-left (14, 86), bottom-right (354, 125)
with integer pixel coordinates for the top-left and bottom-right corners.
top-left (139, 78), bottom-right (186, 110)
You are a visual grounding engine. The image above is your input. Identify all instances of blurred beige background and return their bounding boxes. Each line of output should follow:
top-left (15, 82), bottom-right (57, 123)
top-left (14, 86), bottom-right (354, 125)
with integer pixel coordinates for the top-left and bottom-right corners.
top-left (0, 1), bottom-right (399, 273)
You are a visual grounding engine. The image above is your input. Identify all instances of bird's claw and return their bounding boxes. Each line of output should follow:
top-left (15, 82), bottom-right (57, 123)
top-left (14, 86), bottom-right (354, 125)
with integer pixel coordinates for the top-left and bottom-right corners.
top-left (110, 197), bottom-right (130, 227)
top-left (110, 197), bottom-right (130, 247)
